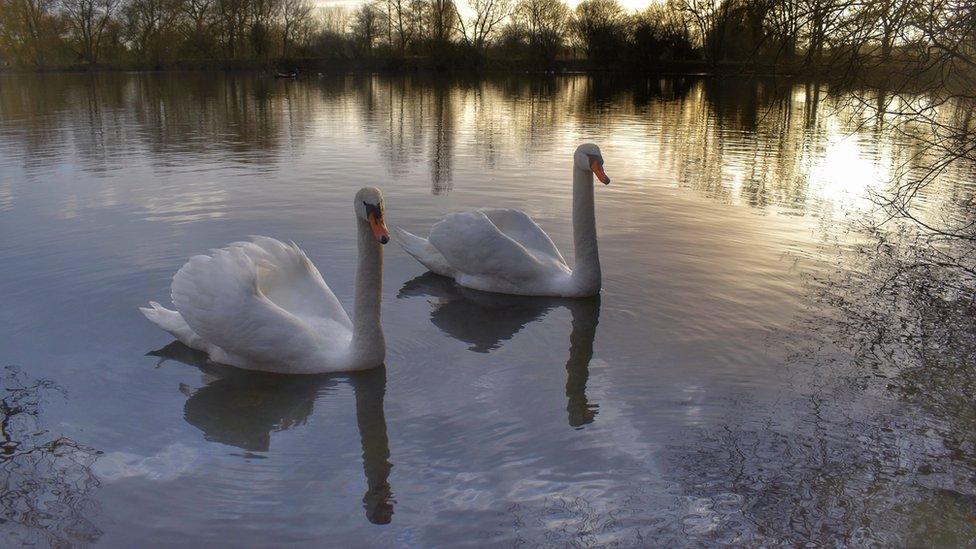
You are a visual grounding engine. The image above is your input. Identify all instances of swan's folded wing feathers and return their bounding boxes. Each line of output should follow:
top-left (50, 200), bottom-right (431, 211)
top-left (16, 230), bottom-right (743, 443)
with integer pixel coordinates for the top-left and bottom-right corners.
top-left (227, 236), bottom-right (352, 329)
top-left (428, 211), bottom-right (550, 284)
top-left (479, 208), bottom-right (567, 266)
top-left (171, 247), bottom-right (332, 367)
top-left (394, 227), bottom-right (455, 277)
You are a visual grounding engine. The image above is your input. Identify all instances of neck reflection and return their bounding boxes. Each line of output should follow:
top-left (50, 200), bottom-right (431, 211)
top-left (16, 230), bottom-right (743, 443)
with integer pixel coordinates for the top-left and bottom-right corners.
top-left (564, 296), bottom-right (601, 427)
top-left (147, 343), bottom-right (395, 524)
top-left (398, 273), bottom-right (601, 427)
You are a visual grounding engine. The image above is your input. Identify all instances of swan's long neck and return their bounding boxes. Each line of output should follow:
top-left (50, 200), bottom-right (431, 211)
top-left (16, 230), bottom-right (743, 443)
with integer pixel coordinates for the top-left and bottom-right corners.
top-left (350, 218), bottom-right (385, 365)
top-left (570, 166), bottom-right (601, 295)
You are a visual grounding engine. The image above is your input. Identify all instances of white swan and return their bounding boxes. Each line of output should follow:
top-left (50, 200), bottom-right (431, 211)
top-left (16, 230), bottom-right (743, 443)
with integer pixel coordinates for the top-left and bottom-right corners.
top-left (396, 143), bottom-right (610, 297)
top-left (140, 187), bottom-right (390, 374)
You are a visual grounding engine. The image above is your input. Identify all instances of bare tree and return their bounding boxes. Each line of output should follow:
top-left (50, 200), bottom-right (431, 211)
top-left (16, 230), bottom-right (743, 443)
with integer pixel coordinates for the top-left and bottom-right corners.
top-left (352, 1), bottom-right (381, 55)
top-left (123, 0), bottom-right (181, 62)
top-left (179, 0), bottom-right (214, 53)
top-left (676, 0), bottom-right (718, 61)
top-left (799, 0), bottom-right (845, 67)
top-left (455, 0), bottom-right (512, 55)
top-left (310, 5), bottom-right (349, 56)
top-left (319, 5), bottom-right (349, 35)
top-left (61, 0), bottom-right (120, 62)
top-left (854, 0), bottom-right (912, 63)
top-left (765, 0), bottom-right (801, 60)
top-left (407, 0), bottom-right (425, 49)
top-left (426, 0), bottom-right (457, 52)
top-left (0, 0), bottom-right (60, 65)
top-left (382, 0), bottom-right (415, 53)
top-left (248, 0), bottom-right (280, 56)
top-left (510, 0), bottom-right (569, 64)
top-left (570, 0), bottom-right (625, 63)
top-left (631, 0), bottom-right (695, 62)
top-left (279, 0), bottom-right (311, 54)
top-left (215, 0), bottom-right (249, 57)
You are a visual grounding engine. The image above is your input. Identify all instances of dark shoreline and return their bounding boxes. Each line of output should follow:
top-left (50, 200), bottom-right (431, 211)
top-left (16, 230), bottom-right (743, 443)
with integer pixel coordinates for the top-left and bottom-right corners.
top-left (0, 57), bottom-right (813, 78)
top-left (1, 57), bottom-right (926, 91)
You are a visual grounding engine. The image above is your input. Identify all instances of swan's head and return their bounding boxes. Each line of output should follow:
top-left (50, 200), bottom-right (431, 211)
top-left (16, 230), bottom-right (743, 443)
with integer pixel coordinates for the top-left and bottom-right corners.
top-left (574, 143), bottom-right (610, 185)
top-left (355, 187), bottom-right (390, 244)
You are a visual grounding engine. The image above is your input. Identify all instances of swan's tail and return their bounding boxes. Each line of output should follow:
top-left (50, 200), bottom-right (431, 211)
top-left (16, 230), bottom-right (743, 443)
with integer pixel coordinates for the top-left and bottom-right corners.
top-left (139, 301), bottom-right (206, 351)
top-left (394, 227), bottom-right (454, 277)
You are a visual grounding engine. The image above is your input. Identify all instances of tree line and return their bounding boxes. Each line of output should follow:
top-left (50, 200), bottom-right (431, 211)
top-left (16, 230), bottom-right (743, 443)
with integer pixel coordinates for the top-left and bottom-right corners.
top-left (0, 0), bottom-right (971, 72)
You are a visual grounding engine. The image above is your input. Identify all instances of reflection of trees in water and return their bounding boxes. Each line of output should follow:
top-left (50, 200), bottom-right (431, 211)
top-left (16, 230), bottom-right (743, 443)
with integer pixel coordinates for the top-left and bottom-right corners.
top-left (0, 74), bottom-right (71, 164)
top-left (149, 343), bottom-right (395, 525)
top-left (428, 81), bottom-right (455, 195)
top-left (803, 82), bottom-right (822, 129)
top-left (658, 226), bottom-right (976, 545)
top-left (398, 273), bottom-right (600, 427)
top-left (348, 73), bottom-right (847, 209)
top-left (3, 72), bottom-right (960, 214)
top-left (71, 74), bottom-right (129, 175)
top-left (797, 225), bottom-right (976, 436)
top-left (653, 78), bottom-right (814, 208)
top-left (661, 410), bottom-right (976, 545)
top-left (353, 74), bottom-right (456, 194)
top-left (0, 73), bottom-right (317, 173)
top-left (0, 366), bottom-right (102, 547)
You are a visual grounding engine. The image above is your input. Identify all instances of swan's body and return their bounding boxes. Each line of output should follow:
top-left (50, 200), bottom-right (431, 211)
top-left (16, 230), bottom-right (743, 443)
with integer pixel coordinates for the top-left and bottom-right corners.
top-left (397, 143), bottom-right (610, 297)
top-left (141, 188), bottom-right (389, 374)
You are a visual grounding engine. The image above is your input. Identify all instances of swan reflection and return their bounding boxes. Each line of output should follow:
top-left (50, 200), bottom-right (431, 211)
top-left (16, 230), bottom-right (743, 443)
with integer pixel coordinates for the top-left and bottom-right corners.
top-left (148, 343), bottom-right (394, 524)
top-left (398, 273), bottom-right (601, 427)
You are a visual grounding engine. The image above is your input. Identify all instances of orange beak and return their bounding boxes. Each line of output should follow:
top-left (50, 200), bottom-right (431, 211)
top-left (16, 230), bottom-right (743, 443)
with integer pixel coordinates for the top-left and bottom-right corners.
top-left (368, 212), bottom-right (390, 244)
top-left (590, 158), bottom-right (610, 185)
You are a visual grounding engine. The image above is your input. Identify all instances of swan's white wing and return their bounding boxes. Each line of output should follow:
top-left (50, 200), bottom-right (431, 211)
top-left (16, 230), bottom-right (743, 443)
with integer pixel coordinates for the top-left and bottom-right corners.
top-left (394, 227), bottom-right (455, 277)
top-left (228, 236), bottom-right (352, 329)
top-left (171, 246), bottom-right (348, 367)
top-left (428, 211), bottom-right (568, 286)
top-left (479, 208), bottom-right (568, 266)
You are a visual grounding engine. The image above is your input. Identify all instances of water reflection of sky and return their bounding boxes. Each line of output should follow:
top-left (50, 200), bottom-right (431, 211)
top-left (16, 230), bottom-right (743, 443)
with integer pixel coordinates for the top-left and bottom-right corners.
top-left (1, 73), bottom-right (974, 546)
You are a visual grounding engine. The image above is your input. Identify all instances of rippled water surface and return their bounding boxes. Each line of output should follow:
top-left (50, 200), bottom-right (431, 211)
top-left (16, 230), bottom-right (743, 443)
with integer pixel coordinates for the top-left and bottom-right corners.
top-left (2, 72), bottom-right (975, 546)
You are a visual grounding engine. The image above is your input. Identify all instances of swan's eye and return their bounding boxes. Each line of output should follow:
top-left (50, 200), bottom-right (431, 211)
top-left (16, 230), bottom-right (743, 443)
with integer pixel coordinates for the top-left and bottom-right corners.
top-left (363, 201), bottom-right (390, 243)
top-left (363, 201), bottom-right (383, 218)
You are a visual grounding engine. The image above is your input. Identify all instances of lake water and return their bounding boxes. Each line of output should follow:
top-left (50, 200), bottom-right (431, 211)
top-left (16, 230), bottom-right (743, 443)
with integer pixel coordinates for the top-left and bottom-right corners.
top-left (2, 72), bottom-right (975, 546)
